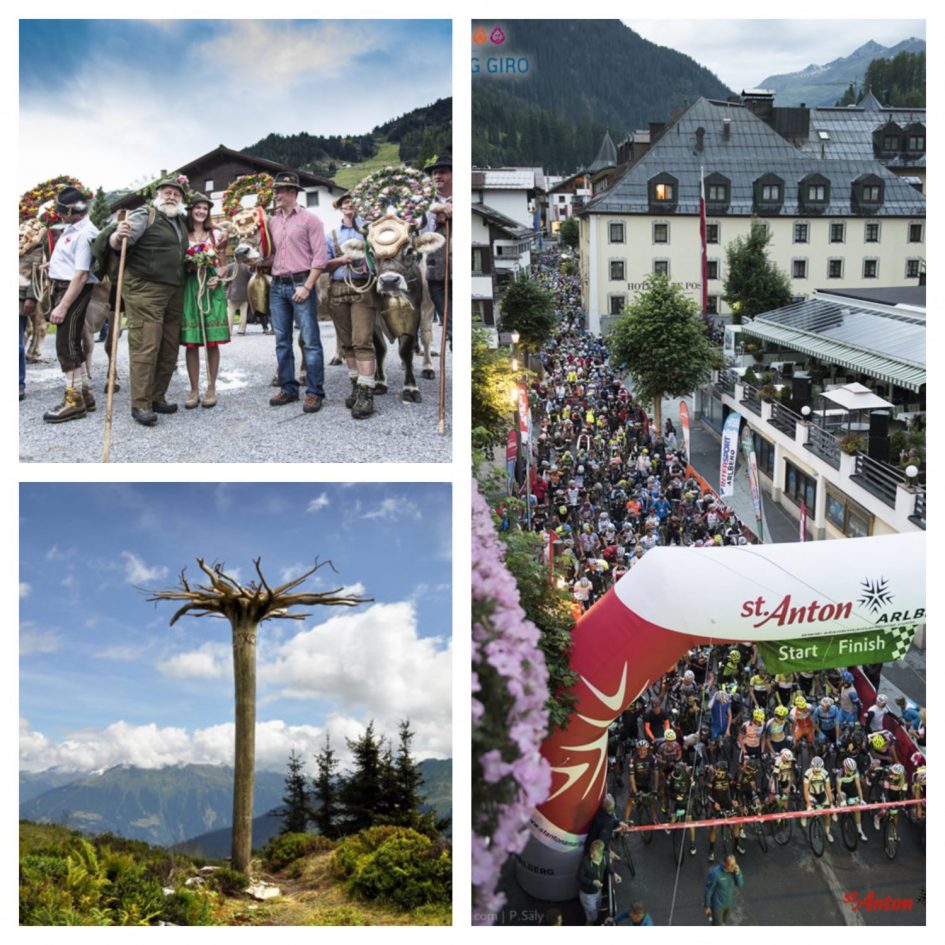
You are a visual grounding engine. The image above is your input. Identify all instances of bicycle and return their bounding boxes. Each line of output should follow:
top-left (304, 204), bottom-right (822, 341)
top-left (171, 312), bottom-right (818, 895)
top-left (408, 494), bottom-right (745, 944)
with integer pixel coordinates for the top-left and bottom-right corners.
top-left (837, 797), bottom-right (862, 851)
top-left (669, 794), bottom-right (697, 866)
top-left (635, 791), bottom-right (660, 846)
top-left (807, 799), bottom-right (830, 858)
top-left (880, 803), bottom-right (901, 860)
top-left (612, 826), bottom-right (636, 878)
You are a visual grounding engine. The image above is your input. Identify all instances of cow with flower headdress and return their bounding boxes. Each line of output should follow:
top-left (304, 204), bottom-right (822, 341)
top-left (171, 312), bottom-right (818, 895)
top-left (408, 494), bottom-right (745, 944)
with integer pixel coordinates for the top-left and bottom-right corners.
top-left (340, 166), bottom-right (445, 403)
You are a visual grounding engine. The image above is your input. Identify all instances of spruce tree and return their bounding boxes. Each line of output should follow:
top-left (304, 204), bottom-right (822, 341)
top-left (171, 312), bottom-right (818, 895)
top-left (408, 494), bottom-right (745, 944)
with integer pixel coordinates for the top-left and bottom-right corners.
top-left (89, 187), bottom-right (110, 229)
top-left (277, 749), bottom-right (313, 834)
top-left (392, 720), bottom-right (424, 823)
top-left (338, 721), bottom-right (383, 834)
top-left (312, 734), bottom-right (340, 838)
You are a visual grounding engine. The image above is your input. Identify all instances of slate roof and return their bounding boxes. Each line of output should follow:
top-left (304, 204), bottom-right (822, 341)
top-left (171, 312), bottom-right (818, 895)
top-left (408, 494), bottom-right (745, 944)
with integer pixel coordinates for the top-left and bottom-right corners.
top-left (472, 203), bottom-right (534, 239)
top-left (583, 98), bottom-right (926, 218)
top-left (588, 130), bottom-right (618, 173)
top-left (800, 105), bottom-right (927, 168)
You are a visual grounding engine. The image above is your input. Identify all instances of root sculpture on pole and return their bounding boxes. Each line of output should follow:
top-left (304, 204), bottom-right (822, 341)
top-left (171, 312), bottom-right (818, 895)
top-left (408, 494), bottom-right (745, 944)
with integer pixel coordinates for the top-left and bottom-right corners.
top-left (148, 557), bottom-right (372, 874)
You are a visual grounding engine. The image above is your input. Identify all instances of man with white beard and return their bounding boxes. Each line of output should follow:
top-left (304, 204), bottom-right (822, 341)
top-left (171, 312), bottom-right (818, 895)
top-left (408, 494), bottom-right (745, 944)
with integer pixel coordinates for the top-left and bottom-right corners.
top-left (110, 176), bottom-right (189, 426)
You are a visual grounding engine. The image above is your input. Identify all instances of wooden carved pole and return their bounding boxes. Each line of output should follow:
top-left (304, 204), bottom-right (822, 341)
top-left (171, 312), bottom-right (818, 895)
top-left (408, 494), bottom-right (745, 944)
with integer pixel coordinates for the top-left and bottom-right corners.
top-left (148, 558), bottom-right (371, 874)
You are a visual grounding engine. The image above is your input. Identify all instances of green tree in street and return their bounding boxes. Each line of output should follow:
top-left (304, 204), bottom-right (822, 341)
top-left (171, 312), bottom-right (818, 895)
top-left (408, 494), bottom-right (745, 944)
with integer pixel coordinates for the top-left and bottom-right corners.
top-left (89, 187), bottom-right (110, 229)
top-left (723, 224), bottom-right (793, 324)
top-left (499, 270), bottom-right (556, 360)
top-left (472, 326), bottom-right (520, 444)
top-left (608, 274), bottom-right (721, 429)
top-left (558, 216), bottom-right (579, 250)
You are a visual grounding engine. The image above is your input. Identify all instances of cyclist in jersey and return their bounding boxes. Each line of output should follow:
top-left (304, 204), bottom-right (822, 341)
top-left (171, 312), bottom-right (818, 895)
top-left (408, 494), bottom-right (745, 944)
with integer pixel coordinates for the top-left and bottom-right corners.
top-left (667, 760), bottom-right (698, 856)
top-left (813, 696), bottom-right (841, 746)
top-left (912, 766), bottom-right (926, 823)
top-left (625, 740), bottom-right (659, 823)
top-left (835, 757), bottom-right (869, 842)
top-left (763, 705), bottom-right (792, 757)
top-left (708, 689), bottom-right (732, 741)
top-left (802, 755), bottom-right (835, 843)
top-left (837, 672), bottom-right (861, 727)
top-left (749, 670), bottom-right (772, 711)
top-left (655, 729), bottom-right (683, 812)
top-left (768, 748), bottom-right (796, 800)
top-left (732, 758), bottom-right (761, 854)
top-left (869, 730), bottom-right (899, 767)
top-left (876, 763), bottom-right (909, 832)
top-left (791, 695), bottom-right (816, 757)
top-left (774, 671), bottom-right (796, 708)
top-left (720, 649), bottom-right (742, 684)
top-left (739, 708), bottom-right (765, 761)
top-left (706, 761), bottom-right (737, 863)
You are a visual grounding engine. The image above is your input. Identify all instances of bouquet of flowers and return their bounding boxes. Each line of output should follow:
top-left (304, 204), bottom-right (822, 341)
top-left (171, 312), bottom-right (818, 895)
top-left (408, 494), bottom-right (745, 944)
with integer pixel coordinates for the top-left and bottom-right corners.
top-left (349, 165), bottom-right (434, 227)
top-left (185, 241), bottom-right (219, 269)
top-left (19, 175), bottom-right (91, 224)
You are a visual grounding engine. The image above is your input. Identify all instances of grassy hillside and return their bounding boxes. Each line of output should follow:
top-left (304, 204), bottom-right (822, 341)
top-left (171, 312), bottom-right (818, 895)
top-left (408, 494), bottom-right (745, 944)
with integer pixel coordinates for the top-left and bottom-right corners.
top-left (331, 142), bottom-right (403, 189)
top-left (20, 821), bottom-right (450, 926)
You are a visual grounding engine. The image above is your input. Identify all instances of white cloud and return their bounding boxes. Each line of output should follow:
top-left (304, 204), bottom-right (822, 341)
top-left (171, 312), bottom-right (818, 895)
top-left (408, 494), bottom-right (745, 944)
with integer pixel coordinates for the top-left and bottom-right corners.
top-left (20, 626), bottom-right (61, 657)
top-left (361, 497), bottom-right (422, 522)
top-left (307, 493), bottom-right (330, 512)
top-left (45, 544), bottom-right (65, 561)
top-left (156, 641), bottom-right (231, 679)
top-left (96, 644), bottom-right (146, 661)
top-left (17, 716), bottom-right (429, 774)
top-left (340, 582), bottom-right (367, 598)
top-left (19, 582), bottom-right (30, 598)
top-left (258, 602), bottom-right (451, 757)
top-left (121, 551), bottom-right (169, 585)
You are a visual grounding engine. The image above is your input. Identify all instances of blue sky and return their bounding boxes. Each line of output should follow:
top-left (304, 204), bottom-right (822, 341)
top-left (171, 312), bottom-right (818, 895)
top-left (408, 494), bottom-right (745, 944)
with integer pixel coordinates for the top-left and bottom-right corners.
top-left (19, 19), bottom-right (451, 192)
top-left (20, 483), bottom-right (451, 773)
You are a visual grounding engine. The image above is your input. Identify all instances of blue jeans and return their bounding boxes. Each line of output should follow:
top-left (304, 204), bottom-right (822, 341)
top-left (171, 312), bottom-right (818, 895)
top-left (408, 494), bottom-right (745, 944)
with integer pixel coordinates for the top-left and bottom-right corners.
top-left (269, 279), bottom-right (324, 398)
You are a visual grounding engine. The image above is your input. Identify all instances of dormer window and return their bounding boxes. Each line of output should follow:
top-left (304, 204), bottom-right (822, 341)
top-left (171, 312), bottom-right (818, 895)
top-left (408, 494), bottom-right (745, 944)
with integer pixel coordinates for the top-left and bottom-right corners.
top-left (753, 173), bottom-right (784, 214)
top-left (799, 173), bottom-right (830, 213)
top-left (648, 173), bottom-right (678, 212)
top-left (704, 172), bottom-right (731, 212)
top-left (852, 173), bottom-right (885, 213)
top-left (873, 120), bottom-right (902, 157)
top-left (904, 123), bottom-right (926, 153)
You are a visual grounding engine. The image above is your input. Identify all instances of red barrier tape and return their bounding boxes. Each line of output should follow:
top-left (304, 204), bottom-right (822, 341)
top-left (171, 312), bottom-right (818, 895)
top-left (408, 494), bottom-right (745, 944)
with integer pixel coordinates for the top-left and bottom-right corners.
top-left (619, 797), bottom-right (925, 832)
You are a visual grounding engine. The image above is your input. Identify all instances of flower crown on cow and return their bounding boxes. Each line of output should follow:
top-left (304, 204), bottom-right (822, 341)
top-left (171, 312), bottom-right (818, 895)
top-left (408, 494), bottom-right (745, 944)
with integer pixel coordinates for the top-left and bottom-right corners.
top-left (348, 165), bottom-right (434, 228)
top-left (19, 175), bottom-right (91, 226)
top-left (222, 173), bottom-right (275, 217)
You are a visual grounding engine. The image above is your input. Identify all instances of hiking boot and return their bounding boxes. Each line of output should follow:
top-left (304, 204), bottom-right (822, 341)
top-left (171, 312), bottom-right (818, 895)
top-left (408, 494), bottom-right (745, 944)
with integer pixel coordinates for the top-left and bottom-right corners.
top-left (43, 387), bottom-right (87, 424)
top-left (351, 385), bottom-right (374, 419)
top-left (303, 393), bottom-right (324, 414)
top-left (345, 376), bottom-right (359, 409)
top-left (329, 355), bottom-right (343, 366)
top-left (152, 400), bottom-right (178, 414)
top-left (269, 390), bottom-right (299, 407)
top-left (131, 407), bottom-right (157, 427)
top-left (81, 385), bottom-right (96, 412)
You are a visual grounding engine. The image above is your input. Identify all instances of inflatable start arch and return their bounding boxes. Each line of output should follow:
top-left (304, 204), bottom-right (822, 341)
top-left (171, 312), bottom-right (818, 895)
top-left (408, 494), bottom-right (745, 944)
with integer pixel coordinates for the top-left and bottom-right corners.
top-left (516, 532), bottom-right (925, 899)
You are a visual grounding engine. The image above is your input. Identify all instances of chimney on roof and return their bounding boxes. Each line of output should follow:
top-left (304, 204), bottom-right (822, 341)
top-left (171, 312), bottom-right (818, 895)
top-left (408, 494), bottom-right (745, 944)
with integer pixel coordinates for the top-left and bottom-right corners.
top-left (695, 127), bottom-right (705, 151)
top-left (722, 118), bottom-right (732, 140)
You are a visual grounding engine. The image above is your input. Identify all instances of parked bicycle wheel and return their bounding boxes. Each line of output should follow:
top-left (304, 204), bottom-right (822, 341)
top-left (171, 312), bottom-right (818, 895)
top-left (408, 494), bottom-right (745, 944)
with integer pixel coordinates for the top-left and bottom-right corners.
top-left (614, 829), bottom-right (635, 878)
top-left (639, 795), bottom-right (655, 846)
top-left (840, 810), bottom-right (859, 851)
top-left (809, 814), bottom-right (826, 857)
top-left (883, 815), bottom-right (899, 860)
top-left (754, 818), bottom-right (769, 854)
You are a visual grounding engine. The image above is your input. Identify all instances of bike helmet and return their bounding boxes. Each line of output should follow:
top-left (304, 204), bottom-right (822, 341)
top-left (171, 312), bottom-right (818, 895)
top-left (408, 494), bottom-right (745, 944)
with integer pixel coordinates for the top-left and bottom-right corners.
top-left (890, 763), bottom-right (905, 777)
top-left (871, 733), bottom-right (887, 751)
top-left (811, 756), bottom-right (825, 769)
top-left (715, 760), bottom-right (728, 773)
top-left (840, 671), bottom-right (854, 683)
top-left (876, 694), bottom-right (888, 707)
top-left (716, 690), bottom-right (730, 704)
top-left (674, 760), bottom-right (688, 774)
top-left (794, 695), bottom-right (808, 709)
top-left (664, 729), bottom-right (677, 741)
top-left (728, 649), bottom-right (741, 662)
top-left (774, 706), bottom-right (789, 719)
top-left (779, 749), bottom-right (794, 763)
top-left (684, 670), bottom-right (695, 682)
top-left (915, 766), bottom-right (927, 785)
top-left (752, 708), bottom-right (765, 722)
top-left (636, 739), bottom-right (649, 751)
top-left (820, 697), bottom-right (834, 708)
top-left (843, 758), bottom-right (858, 774)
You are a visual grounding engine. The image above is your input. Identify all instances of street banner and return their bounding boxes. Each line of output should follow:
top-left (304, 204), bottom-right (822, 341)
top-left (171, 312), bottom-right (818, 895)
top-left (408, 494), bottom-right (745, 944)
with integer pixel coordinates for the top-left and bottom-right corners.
top-left (740, 424), bottom-right (764, 539)
top-left (506, 429), bottom-right (517, 484)
top-left (516, 533), bottom-right (925, 900)
top-left (679, 401), bottom-right (691, 462)
top-left (800, 498), bottom-right (807, 542)
top-left (516, 383), bottom-right (530, 442)
top-left (757, 623), bottom-right (920, 673)
top-left (719, 411), bottom-right (741, 497)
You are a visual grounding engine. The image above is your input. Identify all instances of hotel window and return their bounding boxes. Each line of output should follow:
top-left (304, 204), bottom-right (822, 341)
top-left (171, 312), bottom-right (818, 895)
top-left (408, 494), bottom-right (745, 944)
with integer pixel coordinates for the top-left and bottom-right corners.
top-left (793, 222), bottom-right (809, 243)
top-left (864, 222), bottom-right (880, 243)
top-left (762, 184), bottom-right (781, 201)
top-left (306, 191), bottom-right (319, 207)
top-left (653, 222), bottom-right (669, 244)
top-left (784, 460), bottom-right (817, 512)
top-left (907, 133), bottom-right (925, 151)
top-left (862, 185), bottom-right (881, 203)
top-left (609, 294), bottom-right (626, 316)
top-left (808, 184), bottom-right (826, 201)
top-left (204, 179), bottom-right (214, 192)
top-left (706, 295), bottom-right (719, 314)
top-left (472, 248), bottom-right (484, 273)
top-left (883, 135), bottom-right (899, 150)
top-left (707, 259), bottom-right (719, 280)
top-left (751, 432), bottom-right (775, 478)
top-left (826, 487), bottom-right (873, 537)
top-left (906, 258), bottom-right (921, 278)
top-left (863, 258), bottom-right (878, 279)
top-left (829, 222), bottom-right (845, 243)
top-left (828, 258), bottom-right (843, 279)
top-left (609, 259), bottom-right (625, 281)
top-left (706, 223), bottom-right (720, 244)
top-left (609, 222), bottom-right (625, 243)
top-left (653, 259), bottom-right (670, 276)
top-left (654, 182), bottom-right (674, 201)
top-left (792, 259), bottom-right (808, 279)
top-left (751, 221), bottom-right (768, 239)
top-left (708, 184), bottom-right (727, 202)
top-left (908, 223), bottom-right (923, 243)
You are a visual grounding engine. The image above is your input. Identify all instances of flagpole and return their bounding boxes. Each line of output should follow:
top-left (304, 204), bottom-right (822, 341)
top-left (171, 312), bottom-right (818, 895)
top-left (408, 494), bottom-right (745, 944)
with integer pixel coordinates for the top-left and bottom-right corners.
top-left (699, 164), bottom-right (708, 314)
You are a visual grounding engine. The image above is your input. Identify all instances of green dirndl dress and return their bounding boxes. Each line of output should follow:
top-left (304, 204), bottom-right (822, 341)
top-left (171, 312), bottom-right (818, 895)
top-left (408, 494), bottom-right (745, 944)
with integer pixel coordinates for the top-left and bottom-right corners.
top-left (181, 265), bottom-right (230, 347)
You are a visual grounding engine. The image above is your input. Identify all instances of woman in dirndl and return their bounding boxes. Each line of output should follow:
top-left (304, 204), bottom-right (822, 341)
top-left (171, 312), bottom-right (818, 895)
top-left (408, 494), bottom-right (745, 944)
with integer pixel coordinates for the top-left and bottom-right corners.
top-left (181, 192), bottom-right (229, 408)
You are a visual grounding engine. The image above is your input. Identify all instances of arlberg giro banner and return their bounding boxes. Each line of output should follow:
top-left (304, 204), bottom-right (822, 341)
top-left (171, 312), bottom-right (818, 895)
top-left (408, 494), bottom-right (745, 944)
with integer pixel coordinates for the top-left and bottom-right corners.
top-left (515, 533), bottom-right (925, 899)
top-left (719, 410), bottom-right (741, 496)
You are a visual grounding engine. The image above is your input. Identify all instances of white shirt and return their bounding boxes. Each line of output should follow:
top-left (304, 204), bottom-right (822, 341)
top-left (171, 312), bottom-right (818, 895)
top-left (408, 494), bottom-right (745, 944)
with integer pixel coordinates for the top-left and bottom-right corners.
top-left (48, 215), bottom-right (99, 283)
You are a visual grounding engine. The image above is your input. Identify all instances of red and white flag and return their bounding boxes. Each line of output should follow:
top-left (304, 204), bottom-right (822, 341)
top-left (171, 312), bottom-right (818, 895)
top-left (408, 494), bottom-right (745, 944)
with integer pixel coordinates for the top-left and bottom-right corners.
top-left (800, 498), bottom-right (807, 542)
top-left (699, 166), bottom-right (708, 313)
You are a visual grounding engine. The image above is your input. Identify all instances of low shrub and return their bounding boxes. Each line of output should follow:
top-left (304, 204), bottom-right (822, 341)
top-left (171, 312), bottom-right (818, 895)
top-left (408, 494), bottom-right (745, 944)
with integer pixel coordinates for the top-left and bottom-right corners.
top-left (204, 867), bottom-right (247, 896)
top-left (332, 825), bottom-right (403, 879)
top-left (262, 832), bottom-right (334, 872)
top-left (160, 888), bottom-right (216, 926)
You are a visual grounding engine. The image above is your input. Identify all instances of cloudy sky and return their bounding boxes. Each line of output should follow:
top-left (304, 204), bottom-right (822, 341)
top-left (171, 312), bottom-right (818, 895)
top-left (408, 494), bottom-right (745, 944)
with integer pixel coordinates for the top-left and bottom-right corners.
top-left (20, 483), bottom-right (451, 775)
top-left (624, 19), bottom-right (926, 96)
top-left (18, 19), bottom-right (451, 192)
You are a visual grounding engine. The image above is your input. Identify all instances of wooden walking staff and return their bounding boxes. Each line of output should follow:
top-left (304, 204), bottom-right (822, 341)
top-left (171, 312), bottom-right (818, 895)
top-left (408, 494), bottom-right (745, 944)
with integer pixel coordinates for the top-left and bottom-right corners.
top-left (437, 218), bottom-right (449, 436)
top-left (102, 210), bottom-right (128, 463)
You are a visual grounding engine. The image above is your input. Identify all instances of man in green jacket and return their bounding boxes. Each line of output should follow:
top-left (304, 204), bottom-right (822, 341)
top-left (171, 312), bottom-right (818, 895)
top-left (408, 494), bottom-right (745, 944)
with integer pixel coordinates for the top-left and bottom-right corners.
top-left (704, 854), bottom-right (744, 925)
top-left (110, 176), bottom-right (189, 426)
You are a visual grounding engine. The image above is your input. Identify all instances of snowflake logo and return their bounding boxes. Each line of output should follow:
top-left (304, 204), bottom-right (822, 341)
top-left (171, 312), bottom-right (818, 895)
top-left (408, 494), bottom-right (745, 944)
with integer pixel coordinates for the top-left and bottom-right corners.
top-left (858, 577), bottom-right (894, 614)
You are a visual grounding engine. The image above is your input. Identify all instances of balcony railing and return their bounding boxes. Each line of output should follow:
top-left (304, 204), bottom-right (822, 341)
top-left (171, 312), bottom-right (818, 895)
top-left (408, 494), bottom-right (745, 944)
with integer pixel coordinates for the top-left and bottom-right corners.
top-left (740, 383), bottom-right (762, 416)
top-left (911, 490), bottom-right (926, 530)
top-left (717, 370), bottom-right (737, 395)
top-left (850, 453), bottom-right (906, 508)
top-left (768, 401), bottom-right (800, 439)
top-left (805, 424), bottom-right (841, 469)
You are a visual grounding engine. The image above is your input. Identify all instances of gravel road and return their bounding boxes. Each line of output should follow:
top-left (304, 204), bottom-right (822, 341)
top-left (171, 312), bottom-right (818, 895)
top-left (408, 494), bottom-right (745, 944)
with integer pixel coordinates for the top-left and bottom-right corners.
top-left (20, 321), bottom-right (451, 464)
